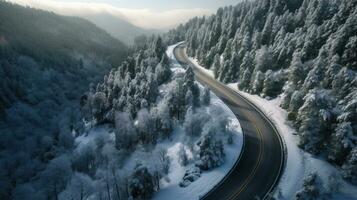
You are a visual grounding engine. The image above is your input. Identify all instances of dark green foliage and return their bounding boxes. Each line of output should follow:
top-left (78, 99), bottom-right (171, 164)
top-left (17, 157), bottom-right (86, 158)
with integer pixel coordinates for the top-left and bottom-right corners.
top-left (167, 78), bottom-right (186, 120)
top-left (201, 86), bottom-right (211, 106)
top-left (153, 36), bottom-right (166, 58)
top-left (81, 35), bottom-right (166, 122)
top-left (0, 2), bottom-right (130, 199)
top-left (262, 70), bottom-right (285, 98)
top-left (128, 163), bottom-right (155, 200)
top-left (251, 71), bottom-right (265, 94)
top-left (0, 1), bottom-right (129, 128)
top-left (196, 130), bottom-right (225, 170)
top-left (165, 0), bottom-right (357, 184)
top-left (295, 173), bottom-right (321, 200)
top-left (183, 107), bottom-right (209, 138)
top-left (296, 89), bottom-right (335, 154)
top-left (328, 122), bottom-right (353, 165)
top-left (342, 147), bottom-right (357, 184)
top-left (0, 2), bottom-right (128, 71)
top-left (156, 55), bottom-right (172, 85)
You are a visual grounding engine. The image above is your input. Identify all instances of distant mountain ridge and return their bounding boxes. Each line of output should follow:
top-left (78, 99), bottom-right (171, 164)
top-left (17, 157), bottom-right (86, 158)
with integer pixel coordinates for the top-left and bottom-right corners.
top-left (0, 2), bottom-right (131, 199)
top-left (83, 12), bottom-right (162, 45)
top-left (0, 1), bottom-right (128, 111)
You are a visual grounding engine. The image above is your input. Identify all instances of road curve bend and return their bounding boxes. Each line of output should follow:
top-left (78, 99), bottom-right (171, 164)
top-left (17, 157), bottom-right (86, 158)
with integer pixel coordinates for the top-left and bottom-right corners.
top-left (173, 44), bottom-right (286, 200)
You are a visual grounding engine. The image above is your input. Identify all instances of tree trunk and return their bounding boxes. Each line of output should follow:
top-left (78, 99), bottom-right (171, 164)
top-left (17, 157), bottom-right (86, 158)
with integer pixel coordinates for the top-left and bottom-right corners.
top-left (106, 178), bottom-right (111, 200)
top-left (112, 169), bottom-right (121, 200)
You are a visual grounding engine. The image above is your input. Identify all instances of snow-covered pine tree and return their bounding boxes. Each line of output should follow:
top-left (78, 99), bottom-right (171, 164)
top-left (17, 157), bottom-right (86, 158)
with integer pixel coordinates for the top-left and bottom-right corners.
top-left (288, 51), bottom-right (305, 86)
top-left (201, 86), bottom-right (211, 106)
top-left (196, 129), bottom-right (225, 170)
top-left (136, 108), bottom-right (157, 145)
top-left (183, 66), bottom-right (195, 90)
top-left (295, 173), bottom-right (321, 200)
top-left (178, 145), bottom-right (189, 166)
top-left (342, 147), bottom-right (357, 185)
top-left (153, 36), bottom-right (165, 58)
top-left (185, 90), bottom-right (194, 108)
top-left (287, 90), bottom-right (304, 120)
top-left (296, 89), bottom-right (334, 154)
top-left (262, 70), bottom-right (285, 98)
top-left (114, 112), bottom-right (137, 150)
top-left (251, 70), bottom-right (265, 94)
top-left (212, 54), bottom-right (221, 79)
top-left (183, 107), bottom-right (208, 138)
top-left (327, 122), bottom-right (354, 165)
top-left (156, 101), bottom-right (173, 139)
top-left (165, 0), bottom-right (357, 184)
top-left (128, 163), bottom-right (155, 200)
top-left (155, 54), bottom-right (172, 85)
top-left (255, 46), bottom-right (273, 73)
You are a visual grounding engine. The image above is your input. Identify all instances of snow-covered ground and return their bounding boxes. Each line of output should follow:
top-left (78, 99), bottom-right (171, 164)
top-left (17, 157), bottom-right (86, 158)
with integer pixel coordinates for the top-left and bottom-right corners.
top-left (166, 41), bottom-right (187, 78)
top-left (185, 49), bottom-right (357, 199)
top-left (152, 43), bottom-right (243, 200)
top-left (74, 43), bottom-right (243, 200)
top-left (226, 87), bottom-right (357, 200)
top-left (190, 58), bottom-right (215, 77)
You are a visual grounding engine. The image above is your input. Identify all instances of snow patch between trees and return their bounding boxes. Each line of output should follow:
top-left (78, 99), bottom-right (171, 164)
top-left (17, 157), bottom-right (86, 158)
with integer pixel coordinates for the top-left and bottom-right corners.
top-left (152, 43), bottom-right (243, 200)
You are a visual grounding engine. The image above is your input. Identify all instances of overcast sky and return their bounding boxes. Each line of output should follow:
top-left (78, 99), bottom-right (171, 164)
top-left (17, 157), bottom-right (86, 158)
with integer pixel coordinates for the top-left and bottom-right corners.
top-left (10, 0), bottom-right (239, 29)
top-left (55, 0), bottom-right (239, 11)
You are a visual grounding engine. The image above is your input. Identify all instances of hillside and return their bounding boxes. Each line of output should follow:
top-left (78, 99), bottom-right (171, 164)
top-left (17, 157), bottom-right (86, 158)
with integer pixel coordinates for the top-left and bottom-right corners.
top-left (0, 8), bottom-right (240, 197)
top-left (83, 13), bottom-right (162, 46)
top-left (166, 0), bottom-right (357, 185)
top-left (0, 2), bottom-right (129, 199)
top-left (0, 1), bottom-right (129, 116)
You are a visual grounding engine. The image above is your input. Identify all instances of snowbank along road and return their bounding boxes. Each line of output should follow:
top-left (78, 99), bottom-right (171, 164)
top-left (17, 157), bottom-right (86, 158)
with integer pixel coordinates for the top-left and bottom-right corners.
top-left (174, 44), bottom-right (286, 200)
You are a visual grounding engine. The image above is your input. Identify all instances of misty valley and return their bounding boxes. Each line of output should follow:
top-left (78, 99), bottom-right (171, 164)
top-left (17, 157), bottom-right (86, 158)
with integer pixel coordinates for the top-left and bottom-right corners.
top-left (0, 0), bottom-right (356, 200)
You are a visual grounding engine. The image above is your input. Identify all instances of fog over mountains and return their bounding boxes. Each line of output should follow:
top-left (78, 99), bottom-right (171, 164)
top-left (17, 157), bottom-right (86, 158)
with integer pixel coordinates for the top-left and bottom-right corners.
top-left (0, 0), bottom-right (356, 199)
top-left (82, 12), bottom-right (162, 45)
top-left (0, 2), bottom-right (129, 199)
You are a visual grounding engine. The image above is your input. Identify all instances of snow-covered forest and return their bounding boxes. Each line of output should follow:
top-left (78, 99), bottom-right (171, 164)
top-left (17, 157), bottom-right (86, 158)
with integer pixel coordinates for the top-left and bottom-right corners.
top-left (165, 0), bottom-right (357, 185)
top-left (1, 0), bottom-right (357, 199)
top-left (0, 2), bottom-right (129, 199)
top-left (0, 3), bottom-right (240, 199)
top-left (75, 38), bottom-right (240, 200)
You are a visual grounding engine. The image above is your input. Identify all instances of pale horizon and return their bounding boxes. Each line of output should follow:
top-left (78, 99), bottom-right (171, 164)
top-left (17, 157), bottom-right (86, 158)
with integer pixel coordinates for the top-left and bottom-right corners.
top-left (8, 0), bottom-right (240, 30)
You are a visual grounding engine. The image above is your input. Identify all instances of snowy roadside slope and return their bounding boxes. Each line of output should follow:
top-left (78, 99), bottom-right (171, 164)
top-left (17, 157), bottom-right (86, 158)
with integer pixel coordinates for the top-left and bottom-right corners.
top-left (226, 87), bottom-right (303, 199)
top-left (190, 58), bottom-right (215, 78)
top-left (186, 52), bottom-right (357, 199)
top-left (225, 87), bottom-right (357, 200)
top-left (166, 41), bottom-right (185, 63)
top-left (152, 43), bottom-right (244, 200)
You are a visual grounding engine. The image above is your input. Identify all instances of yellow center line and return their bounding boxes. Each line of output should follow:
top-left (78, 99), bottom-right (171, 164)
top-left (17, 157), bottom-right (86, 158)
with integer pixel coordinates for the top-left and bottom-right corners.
top-left (178, 46), bottom-right (266, 200)
top-left (191, 57), bottom-right (265, 200)
top-left (228, 124), bottom-right (264, 200)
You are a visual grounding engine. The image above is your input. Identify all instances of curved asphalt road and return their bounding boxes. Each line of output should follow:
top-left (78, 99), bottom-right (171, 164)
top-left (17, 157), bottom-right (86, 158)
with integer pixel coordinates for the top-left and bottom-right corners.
top-left (174, 44), bottom-right (285, 200)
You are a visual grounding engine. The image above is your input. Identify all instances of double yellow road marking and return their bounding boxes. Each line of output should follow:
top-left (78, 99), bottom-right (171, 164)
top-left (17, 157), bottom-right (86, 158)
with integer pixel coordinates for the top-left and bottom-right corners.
top-left (228, 124), bottom-right (264, 200)
top-left (176, 45), bottom-right (279, 200)
top-left (192, 60), bottom-right (265, 200)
